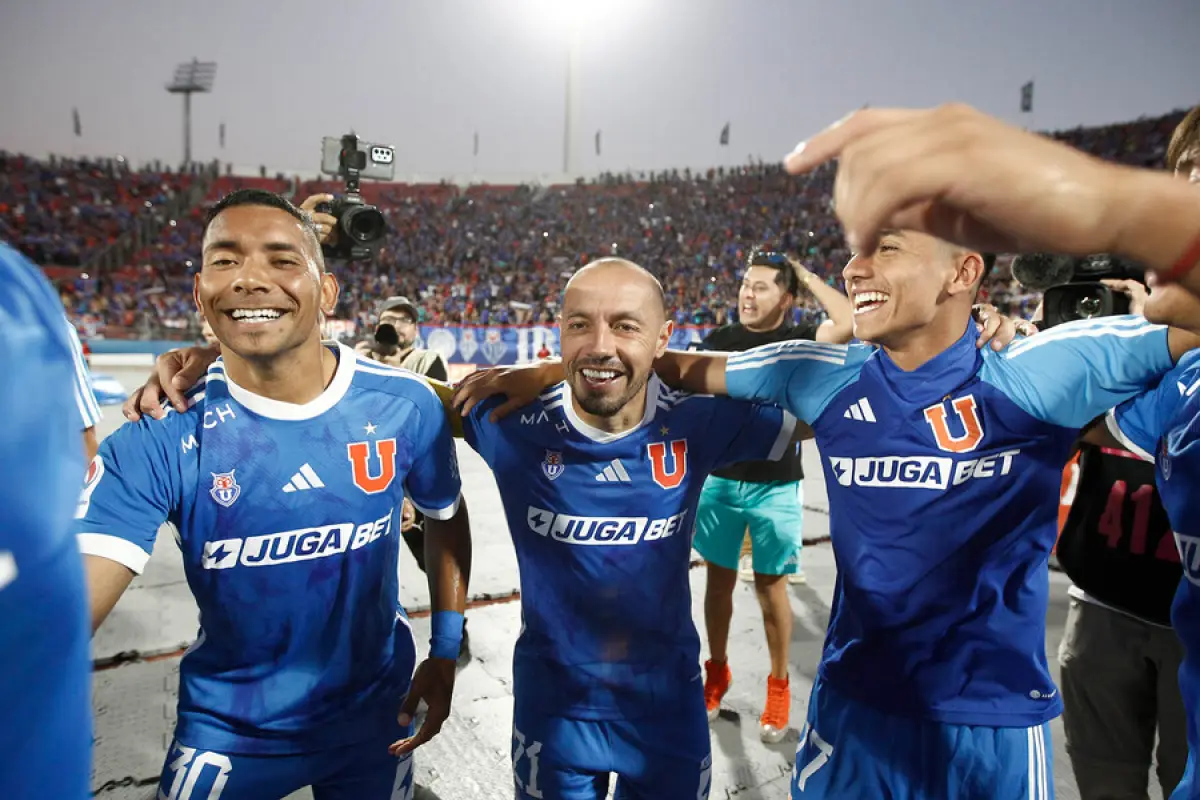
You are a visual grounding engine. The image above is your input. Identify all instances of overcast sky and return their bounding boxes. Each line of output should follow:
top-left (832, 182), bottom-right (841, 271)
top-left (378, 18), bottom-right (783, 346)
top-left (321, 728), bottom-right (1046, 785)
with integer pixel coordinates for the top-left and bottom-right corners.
top-left (1, 0), bottom-right (1196, 180)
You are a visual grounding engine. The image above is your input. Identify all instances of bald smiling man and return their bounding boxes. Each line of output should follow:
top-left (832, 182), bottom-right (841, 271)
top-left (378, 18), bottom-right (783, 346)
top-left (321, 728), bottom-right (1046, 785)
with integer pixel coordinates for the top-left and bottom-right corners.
top-left (449, 258), bottom-right (805, 799)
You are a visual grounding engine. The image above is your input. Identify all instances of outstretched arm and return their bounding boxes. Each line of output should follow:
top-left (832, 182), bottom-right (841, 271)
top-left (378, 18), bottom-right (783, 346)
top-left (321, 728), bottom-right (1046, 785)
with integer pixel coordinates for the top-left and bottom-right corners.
top-left (789, 258), bottom-right (854, 345)
top-left (390, 499), bottom-right (472, 756)
top-left (652, 350), bottom-right (730, 395)
top-left (783, 104), bottom-right (1200, 299)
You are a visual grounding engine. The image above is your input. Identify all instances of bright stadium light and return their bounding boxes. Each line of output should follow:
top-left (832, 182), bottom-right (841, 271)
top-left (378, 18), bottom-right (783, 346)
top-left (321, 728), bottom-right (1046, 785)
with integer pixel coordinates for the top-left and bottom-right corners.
top-left (523, 0), bottom-right (637, 176)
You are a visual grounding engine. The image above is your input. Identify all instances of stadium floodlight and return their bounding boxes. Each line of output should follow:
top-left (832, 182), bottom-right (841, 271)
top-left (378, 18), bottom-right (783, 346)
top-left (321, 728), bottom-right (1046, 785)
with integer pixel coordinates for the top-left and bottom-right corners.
top-left (166, 59), bottom-right (218, 166)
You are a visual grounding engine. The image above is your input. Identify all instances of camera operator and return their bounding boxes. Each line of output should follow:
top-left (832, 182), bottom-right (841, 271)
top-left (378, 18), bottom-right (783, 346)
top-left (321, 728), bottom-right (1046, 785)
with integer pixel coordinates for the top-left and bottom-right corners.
top-left (353, 295), bottom-right (463, 669)
top-left (354, 296), bottom-right (448, 382)
top-left (1046, 106), bottom-right (1200, 799)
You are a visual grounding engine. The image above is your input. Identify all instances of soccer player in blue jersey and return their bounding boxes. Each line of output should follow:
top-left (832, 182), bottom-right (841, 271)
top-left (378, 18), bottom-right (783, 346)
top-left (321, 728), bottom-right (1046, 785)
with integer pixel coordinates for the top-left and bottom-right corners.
top-left (76, 190), bottom-right (471, 799)
top-left (652, 231), bottom-right (1200, 798)
top-left (64, 319), bottom-right (103, 461)
top-left (450, 258), bottom-right (799, 799)
top-left (0, 243), bottom-right (93, 799)
top-left (1106, 287), bottom-right (1200, 800)
top-left (1098, 113), bottom-right (1200, 800)
top-left (137, 256), bottom-right (803, 799)
top-left (466, 234), bottom-right (1199, 798)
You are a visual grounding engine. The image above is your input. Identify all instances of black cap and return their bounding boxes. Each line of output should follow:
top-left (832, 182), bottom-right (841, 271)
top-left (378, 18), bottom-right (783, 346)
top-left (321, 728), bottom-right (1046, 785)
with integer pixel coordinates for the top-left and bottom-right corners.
top-left (378, 296), bottom-right (419, 320)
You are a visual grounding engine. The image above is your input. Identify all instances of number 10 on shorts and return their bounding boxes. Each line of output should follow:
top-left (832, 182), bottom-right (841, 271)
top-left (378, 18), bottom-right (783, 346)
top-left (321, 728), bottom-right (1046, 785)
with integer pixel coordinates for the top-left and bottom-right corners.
top-left (793, 723), bottom-right (834, 792)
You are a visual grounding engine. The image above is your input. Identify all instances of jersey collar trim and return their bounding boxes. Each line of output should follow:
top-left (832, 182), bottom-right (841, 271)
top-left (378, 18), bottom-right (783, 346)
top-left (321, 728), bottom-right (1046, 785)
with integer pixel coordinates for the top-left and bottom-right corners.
top-left (561, 374), bottom-right (661, 443)
top-left (221, 343), bottom-right (354, 421)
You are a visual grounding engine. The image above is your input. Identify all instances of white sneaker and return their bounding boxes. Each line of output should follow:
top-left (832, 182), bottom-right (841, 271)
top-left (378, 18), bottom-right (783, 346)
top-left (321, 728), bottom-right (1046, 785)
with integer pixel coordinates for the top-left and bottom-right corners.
top-left (738, 554), bottom-right (755, 582)
top-left (788, 569), bottom-right (806, 585)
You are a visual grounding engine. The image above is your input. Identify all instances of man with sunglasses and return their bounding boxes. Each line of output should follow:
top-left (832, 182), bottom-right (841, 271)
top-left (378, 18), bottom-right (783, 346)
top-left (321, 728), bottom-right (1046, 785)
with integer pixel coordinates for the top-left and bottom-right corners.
top-left (695, 248), bottom-right (853, 741)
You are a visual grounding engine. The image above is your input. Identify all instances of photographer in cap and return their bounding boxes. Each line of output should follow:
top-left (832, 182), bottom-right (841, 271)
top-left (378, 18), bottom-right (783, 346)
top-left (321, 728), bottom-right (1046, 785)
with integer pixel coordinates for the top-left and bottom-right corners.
top-left (355, 296), bottom-right (448, 382)
top-left (357, 294), bottom-right (450, 563)
top-left (355, 295), bottom-right (465, 669)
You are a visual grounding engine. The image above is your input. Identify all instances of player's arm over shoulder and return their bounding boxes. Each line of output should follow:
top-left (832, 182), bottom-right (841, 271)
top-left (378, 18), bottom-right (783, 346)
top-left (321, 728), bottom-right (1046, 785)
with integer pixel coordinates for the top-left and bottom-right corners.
top-left (396, 376), bottom-right (463, 521)
top-left (76, 409), bottom-right (187, 631)
top-left (1106, 350), bottom-right (1200, 459)
top-left (655, 340), bottom-right (864, 423)
top-left (705, 394), bottom-right (807, 468)
top-left (981, 315), bottom-right (1180, 429)
top-left (718, 339), bottom-right (864, 423)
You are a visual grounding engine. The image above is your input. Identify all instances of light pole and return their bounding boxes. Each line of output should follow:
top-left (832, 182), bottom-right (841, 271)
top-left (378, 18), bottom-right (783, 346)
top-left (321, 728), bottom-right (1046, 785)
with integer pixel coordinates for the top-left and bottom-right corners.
top-left (166, 59), bottom-right (217, 166)
top-left (561, 17), bottom-right (582, 176)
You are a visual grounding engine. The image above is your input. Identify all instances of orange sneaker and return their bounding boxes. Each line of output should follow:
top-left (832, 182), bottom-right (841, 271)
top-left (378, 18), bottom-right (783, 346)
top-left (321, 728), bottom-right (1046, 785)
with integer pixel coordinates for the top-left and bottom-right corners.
top-left (703, 659), bottom-right (732, 721)
top-left (759, 674), bottom-right (790, 743)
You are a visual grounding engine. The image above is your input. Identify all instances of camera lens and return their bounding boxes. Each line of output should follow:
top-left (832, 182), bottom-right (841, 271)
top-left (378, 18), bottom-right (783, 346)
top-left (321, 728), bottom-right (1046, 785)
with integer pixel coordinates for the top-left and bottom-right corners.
top-left (341, 205), bottom-right (387, 244)
top-left (1074, 293), bottom-right (1103, 319)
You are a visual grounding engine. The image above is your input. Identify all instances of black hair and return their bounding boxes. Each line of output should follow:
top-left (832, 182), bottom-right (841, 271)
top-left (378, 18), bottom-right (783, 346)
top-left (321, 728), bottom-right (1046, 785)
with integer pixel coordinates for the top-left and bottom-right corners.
top-left (747, 248), bottom-right (800, 296)
top-left (205, 188), bottom-right (308, 230)
top-left (203, 189), bottom-right (324, 270)
top-left (972, 252), bottom-right (997, 300)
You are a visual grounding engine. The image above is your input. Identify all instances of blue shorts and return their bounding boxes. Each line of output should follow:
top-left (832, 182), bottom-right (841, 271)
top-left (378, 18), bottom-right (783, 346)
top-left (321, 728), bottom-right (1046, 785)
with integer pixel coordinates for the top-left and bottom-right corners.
top-left (156, 721), bottom-right (414, 800)
top-left (511, 691), bottom-right (712, 799)
top-left (792, 679), bottom-right (1054, 799)
top-left (693, 476), bottom-right (803, 576)
top-left (1174, 753), bottom-right (1199, 799)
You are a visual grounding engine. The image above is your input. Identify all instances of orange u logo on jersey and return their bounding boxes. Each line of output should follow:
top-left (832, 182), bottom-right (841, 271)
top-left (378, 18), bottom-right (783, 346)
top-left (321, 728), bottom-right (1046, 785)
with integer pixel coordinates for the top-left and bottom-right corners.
top-left (923, 395), bottom-right (985, 454)
top-left (648, 439), bottom-right (689, 489)
top-left (347, 438), bottom-right (398, 495)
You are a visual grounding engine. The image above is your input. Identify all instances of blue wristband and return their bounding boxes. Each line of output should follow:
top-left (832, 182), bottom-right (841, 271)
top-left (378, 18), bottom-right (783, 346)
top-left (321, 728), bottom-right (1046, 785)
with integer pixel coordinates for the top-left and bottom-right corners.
top-left (429, 610), bottom-right (464, 660)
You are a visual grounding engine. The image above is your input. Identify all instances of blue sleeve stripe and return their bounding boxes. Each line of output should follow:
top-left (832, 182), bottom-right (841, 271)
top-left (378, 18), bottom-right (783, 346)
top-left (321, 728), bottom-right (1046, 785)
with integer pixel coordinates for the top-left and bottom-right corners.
top-left (354, 361), bottom-right (442, 403)
top-left (725, 338), bottom-right (850, 362)
top-left (64, 321), bottom-right (102, 429)
top-left (728, 347), bottom-right (848, 372)
top-left (1004, 317), bottom-right (1163, 360)
top-left (767, 411), bottom-right (798, 461)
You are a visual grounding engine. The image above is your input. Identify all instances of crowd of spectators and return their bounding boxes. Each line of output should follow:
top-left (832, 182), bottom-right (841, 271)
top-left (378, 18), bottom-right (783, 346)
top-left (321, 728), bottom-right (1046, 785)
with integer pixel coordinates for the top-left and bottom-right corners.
top-left (0, 152), bottom-right (191, 268)
top-left (2, 108), bottom-right (1186, 339)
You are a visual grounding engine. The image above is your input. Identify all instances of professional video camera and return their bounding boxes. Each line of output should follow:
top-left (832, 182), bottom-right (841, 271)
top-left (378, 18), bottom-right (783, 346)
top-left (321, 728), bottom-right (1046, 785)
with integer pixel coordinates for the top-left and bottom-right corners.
top-left (317, 133), bottom-right (396, 261)
top-left (1011, 252), bottom-right (1146, 328)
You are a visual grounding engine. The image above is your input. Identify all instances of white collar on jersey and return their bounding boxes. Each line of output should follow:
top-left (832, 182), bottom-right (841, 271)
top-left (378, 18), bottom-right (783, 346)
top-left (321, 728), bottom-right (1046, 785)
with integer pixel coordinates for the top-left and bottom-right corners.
top-left (222, 342), bottom-right (355, 421)
top-left (561, 373), bottom-right (661, 443)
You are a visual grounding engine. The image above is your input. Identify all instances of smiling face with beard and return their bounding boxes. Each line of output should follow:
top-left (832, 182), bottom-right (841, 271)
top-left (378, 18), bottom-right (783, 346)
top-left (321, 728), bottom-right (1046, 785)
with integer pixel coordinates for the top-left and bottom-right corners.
top-left (559, 259), bottom-right (673, 433)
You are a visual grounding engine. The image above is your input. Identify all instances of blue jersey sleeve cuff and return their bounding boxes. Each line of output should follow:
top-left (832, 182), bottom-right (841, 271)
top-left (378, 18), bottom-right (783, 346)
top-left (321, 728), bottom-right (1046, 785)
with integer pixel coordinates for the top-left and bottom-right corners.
top-left (412, 494), bottom-right (462, 521)
top-left (77, 532), bottom-right (152, 574)
top-left (1105, 409), bottom-right (1155, 462)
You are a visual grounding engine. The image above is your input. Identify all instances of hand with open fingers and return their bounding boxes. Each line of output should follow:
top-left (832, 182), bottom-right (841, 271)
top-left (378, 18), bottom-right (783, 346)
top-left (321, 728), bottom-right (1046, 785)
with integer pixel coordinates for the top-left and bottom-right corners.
top-left (298, 194), bottom-right (338, 245)
top-left (388, 657), bottom-right (456, 757)
top-left (1101, 278), bottom-right (1150, 317)
top-left (122, 345), bottom-right (220, 422)
top-left (451, 362), bottom-right (553, 422)
top-left (782, 104), bottom-right (1126, 259)
top-left (972, 303), bottom-right (1026, 351)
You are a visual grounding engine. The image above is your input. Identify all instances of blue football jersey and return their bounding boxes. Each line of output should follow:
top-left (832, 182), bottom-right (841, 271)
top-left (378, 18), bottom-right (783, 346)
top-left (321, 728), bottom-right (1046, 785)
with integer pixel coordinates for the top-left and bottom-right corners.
top-left (74, 347), bottom-right (461, 755)
top-left (726, 316), bottom-right (1173, 727)
top-left (462, 375), bottom-right (794, 721)
top-left (0, 243), bottom-right (92, 798)
top-left (1111, 349), bottom-right (1200, 757)
top-left (65, 320), bottom-right (101, 430)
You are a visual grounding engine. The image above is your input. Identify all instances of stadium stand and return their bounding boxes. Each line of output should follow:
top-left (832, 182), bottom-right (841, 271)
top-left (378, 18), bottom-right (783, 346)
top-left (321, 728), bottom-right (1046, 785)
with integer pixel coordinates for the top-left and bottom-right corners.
top-left (3, 108), bottom-right (1186, 342)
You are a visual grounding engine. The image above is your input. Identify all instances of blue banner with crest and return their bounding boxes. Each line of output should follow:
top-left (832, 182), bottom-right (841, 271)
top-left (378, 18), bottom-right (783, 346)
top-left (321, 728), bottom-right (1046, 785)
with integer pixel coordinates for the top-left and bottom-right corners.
top-left (417, 325), bottom-right (717, 365)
